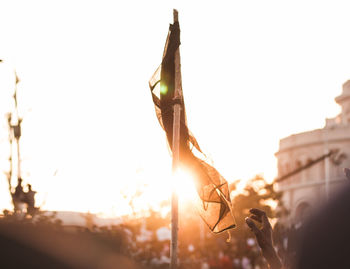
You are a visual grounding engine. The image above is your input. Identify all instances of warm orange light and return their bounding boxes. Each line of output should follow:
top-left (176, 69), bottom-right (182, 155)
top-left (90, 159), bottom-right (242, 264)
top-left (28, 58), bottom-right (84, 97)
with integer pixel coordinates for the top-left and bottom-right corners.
top-left (173, 168), bottom-right (198, 205)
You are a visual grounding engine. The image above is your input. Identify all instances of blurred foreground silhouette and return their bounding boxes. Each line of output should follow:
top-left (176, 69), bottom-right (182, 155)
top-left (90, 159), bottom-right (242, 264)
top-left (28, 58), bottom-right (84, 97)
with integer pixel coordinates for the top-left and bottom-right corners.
top-left (0, 214), bottom-right (143, 269)
top-left (245, 180), bottom-right (350, 269)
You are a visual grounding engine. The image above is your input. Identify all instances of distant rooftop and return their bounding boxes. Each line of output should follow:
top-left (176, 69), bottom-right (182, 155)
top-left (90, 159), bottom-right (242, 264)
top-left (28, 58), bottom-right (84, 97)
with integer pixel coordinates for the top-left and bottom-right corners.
top-left (41, 211), bottom-right (123, 227)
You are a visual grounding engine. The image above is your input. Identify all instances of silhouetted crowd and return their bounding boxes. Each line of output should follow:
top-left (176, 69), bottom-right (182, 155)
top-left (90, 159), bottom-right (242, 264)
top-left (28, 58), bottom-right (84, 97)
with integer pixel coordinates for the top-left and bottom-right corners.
top-left (0, 172), bottom-right (350, 268)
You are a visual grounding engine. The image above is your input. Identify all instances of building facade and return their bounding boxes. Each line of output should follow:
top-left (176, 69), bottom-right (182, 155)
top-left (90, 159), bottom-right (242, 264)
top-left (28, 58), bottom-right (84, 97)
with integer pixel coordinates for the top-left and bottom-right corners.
top-left (275, 80), bottom-right (350, 225)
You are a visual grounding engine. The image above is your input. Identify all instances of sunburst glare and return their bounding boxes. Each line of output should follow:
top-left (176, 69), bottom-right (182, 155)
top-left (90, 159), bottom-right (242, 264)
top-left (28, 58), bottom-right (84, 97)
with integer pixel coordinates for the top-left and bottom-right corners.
top-left (173, 168), bottom-right (198, 205)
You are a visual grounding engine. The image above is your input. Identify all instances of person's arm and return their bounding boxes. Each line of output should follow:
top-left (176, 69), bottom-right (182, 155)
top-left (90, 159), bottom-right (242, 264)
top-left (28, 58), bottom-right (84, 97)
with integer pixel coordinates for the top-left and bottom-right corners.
top-left (245, 208), bottom-right (282, 269)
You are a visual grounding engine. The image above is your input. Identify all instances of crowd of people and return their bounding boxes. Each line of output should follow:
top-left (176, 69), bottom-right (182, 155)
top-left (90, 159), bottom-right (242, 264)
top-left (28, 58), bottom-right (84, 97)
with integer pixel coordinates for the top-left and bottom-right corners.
top-left (1, 170), bottom-right (349, 268)
top-left (125, 169), bottom-right (350, 269)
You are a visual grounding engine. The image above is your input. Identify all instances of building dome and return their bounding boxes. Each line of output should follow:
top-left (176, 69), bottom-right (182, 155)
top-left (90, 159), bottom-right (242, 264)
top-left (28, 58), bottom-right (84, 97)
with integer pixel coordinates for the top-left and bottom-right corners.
top-left (276, 80), bottom-right (350, 226)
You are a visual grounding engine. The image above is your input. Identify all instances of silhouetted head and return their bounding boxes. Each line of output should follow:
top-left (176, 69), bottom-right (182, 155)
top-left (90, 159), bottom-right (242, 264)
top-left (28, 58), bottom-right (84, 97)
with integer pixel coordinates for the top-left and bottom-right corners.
top-left (27, 184), bottom-right (32, 190)
top-left (18, 178), bottom-right (22, 183)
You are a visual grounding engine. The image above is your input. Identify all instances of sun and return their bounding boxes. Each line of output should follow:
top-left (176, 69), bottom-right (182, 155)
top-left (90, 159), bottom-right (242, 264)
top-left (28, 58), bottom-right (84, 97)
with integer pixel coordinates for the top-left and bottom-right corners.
top-left (134, 166), bottom-right (199, 214)
top-left (173, 168), bottom-right (198, 205)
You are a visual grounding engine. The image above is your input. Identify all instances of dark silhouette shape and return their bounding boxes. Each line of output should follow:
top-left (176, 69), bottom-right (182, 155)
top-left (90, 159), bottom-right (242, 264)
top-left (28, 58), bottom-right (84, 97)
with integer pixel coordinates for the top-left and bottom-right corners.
top-left (295, 182), bottom-right (350, 269)
top-left (12, 179), bottom-right (37, 215)
top-left (0, 221), bottom-right (143, 269)
top-left (246, 176), bottom-right (350, 269)
top-left (24, 184), bottom-right (37, 215)
top-left (14, 178), bottom-right (24, 199)
top-left (12, 178), bottom-right (25, 212)
top-left (245, 208), bottom-right (282, 269)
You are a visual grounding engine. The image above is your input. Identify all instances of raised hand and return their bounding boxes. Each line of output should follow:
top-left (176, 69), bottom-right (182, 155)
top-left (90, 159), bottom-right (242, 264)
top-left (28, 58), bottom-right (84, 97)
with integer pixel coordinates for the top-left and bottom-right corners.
top-left (245, 208), bottom-right (282, 269)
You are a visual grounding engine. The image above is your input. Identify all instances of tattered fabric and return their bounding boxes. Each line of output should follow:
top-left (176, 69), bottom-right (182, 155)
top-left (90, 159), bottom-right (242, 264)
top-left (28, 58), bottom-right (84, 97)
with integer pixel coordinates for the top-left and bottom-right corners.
top-left (149, 21), bottom-right (236, 233)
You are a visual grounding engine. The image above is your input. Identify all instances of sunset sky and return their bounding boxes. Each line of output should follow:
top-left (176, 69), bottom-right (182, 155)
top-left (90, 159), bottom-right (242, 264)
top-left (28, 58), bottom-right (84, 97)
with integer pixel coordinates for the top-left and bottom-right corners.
top-left (0, 0), bottom-right (349, 216)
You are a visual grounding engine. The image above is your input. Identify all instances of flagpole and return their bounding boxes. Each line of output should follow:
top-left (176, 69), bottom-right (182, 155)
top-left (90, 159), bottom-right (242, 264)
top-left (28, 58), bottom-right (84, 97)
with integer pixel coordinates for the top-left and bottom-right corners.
top-left (170, 9), bottom-right (181, 269)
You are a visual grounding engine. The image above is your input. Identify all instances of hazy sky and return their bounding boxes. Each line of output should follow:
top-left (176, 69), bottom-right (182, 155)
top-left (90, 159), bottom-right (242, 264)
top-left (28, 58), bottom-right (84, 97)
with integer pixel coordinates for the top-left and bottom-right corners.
top-left (0, 0), bottom-right (349, 215)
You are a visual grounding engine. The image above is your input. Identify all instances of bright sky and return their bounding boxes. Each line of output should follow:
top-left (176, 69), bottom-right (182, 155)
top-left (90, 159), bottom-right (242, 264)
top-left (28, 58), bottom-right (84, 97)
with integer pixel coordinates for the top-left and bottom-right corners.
top-left (0, 0), bottom-right (349, 216)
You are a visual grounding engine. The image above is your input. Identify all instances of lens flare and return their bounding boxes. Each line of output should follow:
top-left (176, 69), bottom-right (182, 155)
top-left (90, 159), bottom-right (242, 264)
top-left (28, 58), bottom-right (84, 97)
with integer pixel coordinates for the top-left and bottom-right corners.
top-left (160, 84), bottom-right (168, 95)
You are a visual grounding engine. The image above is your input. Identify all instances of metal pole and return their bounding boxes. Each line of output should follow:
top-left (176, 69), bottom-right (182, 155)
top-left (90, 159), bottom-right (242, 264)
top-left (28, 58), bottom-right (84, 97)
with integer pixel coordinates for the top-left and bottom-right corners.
top-left (16, 138), bottom-right (21, 179)
top-left (170, 9), bottom-right (181, 269)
